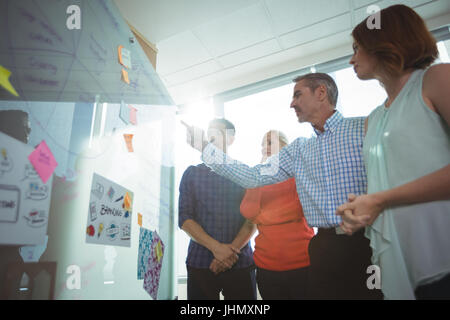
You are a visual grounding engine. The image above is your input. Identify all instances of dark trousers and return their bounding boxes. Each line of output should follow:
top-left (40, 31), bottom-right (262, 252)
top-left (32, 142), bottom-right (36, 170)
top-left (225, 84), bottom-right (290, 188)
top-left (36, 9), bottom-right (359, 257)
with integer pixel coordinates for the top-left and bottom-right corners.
top-left (256, 266), bottom-right (309, 300)
top-left (415, 273), bottom-right (450, 300)
top-left (187, 265), bottom-right (257, 300)
top-left (307, 228), bottom-right (383, 300)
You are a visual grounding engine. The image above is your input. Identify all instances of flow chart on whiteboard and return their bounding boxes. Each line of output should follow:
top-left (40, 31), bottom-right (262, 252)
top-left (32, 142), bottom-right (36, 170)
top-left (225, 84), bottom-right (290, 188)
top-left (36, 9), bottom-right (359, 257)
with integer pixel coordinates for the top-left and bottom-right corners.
top-left (0, 132), bottom-right (53, 245)
top-left (86, 173), bottom-right (133, 247)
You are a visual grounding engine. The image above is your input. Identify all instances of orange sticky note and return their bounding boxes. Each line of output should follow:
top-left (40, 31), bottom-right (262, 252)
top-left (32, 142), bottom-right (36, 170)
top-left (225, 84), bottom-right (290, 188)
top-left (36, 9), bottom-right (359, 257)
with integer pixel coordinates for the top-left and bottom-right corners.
top-left (138, 213), bottom-right (142, 227)
top-left (121, 69), bottom-right (130, 84)
top-left (123, 191), bottom-right (132, 210)
top-left (118, 45), bottom-right (124, 65)
top-left (123, 134), bottom-right (134, 152)
top-left (118, 45), bottom-right (131, 68)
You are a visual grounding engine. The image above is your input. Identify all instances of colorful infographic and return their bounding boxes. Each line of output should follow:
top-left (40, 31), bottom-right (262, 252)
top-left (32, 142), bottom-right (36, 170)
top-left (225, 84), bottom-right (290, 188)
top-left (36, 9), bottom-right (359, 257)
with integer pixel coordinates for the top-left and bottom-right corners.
top-left (86, 173), bottom-right (133, 247)
top-left (0, 132), bottom-right (53, 245)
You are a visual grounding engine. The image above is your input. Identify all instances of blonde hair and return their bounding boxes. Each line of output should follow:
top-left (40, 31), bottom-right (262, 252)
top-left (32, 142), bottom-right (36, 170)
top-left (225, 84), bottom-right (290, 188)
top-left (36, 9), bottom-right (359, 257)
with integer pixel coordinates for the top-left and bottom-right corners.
top-left (264, 130), bottom-right (289, 147)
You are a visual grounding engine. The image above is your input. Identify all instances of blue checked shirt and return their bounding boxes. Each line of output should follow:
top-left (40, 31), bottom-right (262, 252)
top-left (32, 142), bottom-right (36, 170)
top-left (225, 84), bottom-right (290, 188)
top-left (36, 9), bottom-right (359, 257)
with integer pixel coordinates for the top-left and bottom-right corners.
top-left (178, 164), bottom-right (254, 269)
top-left (202, 111), bottom-right (367, 228)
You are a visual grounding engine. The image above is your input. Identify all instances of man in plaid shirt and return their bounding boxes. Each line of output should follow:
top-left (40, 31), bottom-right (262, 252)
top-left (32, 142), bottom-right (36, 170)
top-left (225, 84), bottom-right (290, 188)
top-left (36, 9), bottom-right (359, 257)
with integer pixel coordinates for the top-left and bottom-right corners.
top-left (185, 73), bottom-right (383, 299)
top-left (179, 118), bottom-right (257, 300)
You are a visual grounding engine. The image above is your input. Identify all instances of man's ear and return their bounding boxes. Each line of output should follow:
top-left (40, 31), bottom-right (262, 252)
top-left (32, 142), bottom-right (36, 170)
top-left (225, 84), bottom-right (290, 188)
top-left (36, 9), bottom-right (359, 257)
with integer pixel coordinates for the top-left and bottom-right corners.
top-left (316, 84), bottom-right (328, 102)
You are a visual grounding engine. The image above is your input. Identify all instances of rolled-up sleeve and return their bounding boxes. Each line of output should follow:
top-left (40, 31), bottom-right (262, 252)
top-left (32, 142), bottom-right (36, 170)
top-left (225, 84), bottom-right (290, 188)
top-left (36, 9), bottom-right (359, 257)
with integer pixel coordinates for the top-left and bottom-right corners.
top-left (178, 166), bottom-right (196, 229)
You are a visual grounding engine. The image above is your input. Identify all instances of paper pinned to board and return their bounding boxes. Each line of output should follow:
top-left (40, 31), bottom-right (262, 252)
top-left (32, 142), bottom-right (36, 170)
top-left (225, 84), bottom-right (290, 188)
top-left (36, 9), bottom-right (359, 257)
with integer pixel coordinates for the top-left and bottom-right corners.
top-left (143, 231), bottom-right (165, 299)
top-left (137, 227), bottom-right (153, 280)
top-left (86, 173), bottom-right (133, 247)
top-left (0, 132), bottom-right (53, 246)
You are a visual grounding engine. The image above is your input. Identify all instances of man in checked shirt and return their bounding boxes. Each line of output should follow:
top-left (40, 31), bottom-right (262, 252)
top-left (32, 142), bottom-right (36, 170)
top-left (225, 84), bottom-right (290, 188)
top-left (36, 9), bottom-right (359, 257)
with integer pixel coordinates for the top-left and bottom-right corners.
top-left (179, 118), bottom-right (257, 300)
top-left (184, 73), bottom-right (383, 300)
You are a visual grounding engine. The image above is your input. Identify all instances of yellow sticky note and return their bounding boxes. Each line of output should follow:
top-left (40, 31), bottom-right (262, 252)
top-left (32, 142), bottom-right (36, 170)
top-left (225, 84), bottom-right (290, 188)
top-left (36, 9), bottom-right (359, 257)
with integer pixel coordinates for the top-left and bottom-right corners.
top-left (0, 65), bottom-right (19, 97)
top-left (121, 69), bottom-right (130, 84)
top-left (138, 213), bottom-right (142, 227)
top-left (155, 240), bottom-right (163, 262)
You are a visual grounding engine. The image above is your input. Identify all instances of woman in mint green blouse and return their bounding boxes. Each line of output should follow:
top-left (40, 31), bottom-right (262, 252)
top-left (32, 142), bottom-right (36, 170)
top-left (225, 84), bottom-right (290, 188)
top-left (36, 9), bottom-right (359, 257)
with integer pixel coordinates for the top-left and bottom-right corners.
top-left (336, 4), bottom-right (450, 299)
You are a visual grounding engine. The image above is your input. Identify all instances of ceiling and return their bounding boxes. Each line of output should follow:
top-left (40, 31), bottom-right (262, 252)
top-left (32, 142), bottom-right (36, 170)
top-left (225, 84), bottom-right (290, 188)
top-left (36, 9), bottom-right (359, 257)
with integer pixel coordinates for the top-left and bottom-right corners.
top-left (114, 0), bottom-right (450, 106)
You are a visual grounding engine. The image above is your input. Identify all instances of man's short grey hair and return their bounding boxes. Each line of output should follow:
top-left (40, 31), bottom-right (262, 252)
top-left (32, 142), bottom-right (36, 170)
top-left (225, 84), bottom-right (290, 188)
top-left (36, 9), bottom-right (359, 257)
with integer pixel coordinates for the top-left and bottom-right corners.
top-left (293, 73), bottom-right (338, 107)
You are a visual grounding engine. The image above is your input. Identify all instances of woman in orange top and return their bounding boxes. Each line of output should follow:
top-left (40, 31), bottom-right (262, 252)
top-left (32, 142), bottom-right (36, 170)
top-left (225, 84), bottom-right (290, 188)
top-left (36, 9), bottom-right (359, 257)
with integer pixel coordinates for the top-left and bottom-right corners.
top-left (240, 130), bottom-right (314, 300)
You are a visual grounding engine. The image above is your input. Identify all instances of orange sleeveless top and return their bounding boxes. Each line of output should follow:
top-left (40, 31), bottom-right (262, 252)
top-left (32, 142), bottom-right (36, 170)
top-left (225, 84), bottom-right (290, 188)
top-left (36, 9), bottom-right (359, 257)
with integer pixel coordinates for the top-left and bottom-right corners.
top-left (240, 178), bottom-right (314, 271)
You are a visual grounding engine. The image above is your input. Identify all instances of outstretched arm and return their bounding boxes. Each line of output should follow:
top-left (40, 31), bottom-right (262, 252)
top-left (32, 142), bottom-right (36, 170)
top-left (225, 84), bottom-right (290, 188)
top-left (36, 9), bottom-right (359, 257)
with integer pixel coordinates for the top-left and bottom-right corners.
top-left (184, 124), bottom-right (299, 189)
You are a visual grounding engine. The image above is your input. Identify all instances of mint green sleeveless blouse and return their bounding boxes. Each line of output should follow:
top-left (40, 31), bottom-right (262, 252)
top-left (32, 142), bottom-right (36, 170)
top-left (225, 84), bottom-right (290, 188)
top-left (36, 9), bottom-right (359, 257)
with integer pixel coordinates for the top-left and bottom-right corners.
top-left (364, 68), bottom-right (450, 300)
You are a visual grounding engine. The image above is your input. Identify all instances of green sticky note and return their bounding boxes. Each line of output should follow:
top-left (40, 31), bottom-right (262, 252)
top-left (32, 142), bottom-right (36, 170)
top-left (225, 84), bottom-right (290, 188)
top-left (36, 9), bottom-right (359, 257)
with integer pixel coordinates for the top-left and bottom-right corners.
top-left (0, 65), bottom-right (19, 97)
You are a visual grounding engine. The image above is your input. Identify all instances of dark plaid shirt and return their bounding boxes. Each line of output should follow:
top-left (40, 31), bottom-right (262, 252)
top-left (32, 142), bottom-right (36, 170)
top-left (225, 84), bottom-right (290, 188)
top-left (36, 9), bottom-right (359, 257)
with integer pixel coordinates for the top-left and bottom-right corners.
top-left (178, 164), bottom-right (254, 269)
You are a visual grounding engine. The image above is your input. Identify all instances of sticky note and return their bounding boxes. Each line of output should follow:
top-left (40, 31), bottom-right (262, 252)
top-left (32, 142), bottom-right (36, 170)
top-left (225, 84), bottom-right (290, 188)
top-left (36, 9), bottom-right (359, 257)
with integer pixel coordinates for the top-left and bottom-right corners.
top-left (129, 106), bottom-right (137, 125)
top-left (118, 45), bottom-right (131, 69)
top-left (28, 140), bottom-right (58, 184)
top-left (138, 213), bottom-right (142, 227)
top-left (118, 45), bottom-right (124, 65)
top-left (155, 240), bottom-right (163, 262)
top-left (123, 134), bottom-right (134, 152)
top-left (121, 69), bottom-right (130, 84)
top-left (123, 191), bottom-right (132, 210)
top-left (0, 65), bottom-right (19, 97)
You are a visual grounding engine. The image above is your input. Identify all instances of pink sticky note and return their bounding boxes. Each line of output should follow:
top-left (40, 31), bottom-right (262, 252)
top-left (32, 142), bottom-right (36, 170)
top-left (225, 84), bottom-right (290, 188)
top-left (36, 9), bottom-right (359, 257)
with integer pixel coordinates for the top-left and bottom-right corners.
top-left (28, 140), bottom-right (58, 184)
top-left (129, 106), bottom-right (137, 125)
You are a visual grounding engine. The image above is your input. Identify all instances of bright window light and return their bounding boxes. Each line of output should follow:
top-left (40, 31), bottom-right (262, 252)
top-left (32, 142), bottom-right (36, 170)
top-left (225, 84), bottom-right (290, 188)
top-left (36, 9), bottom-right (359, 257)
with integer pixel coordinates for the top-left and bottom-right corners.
top-left (437, 40), bottom-right (450, 63)
top-left (175, 98), bottom-right (215, 279)
top-left (225, 83), bottom-right (314, 167)
top-left (335, 67), bottom-right (386, 118)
